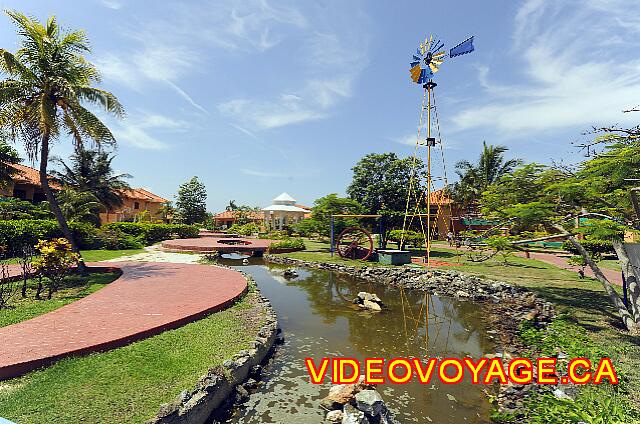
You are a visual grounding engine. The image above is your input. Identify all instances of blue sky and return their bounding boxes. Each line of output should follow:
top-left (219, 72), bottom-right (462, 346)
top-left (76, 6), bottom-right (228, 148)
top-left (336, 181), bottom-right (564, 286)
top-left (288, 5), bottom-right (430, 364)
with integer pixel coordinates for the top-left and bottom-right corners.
top-left (2, 0), bottom-right (640, 211)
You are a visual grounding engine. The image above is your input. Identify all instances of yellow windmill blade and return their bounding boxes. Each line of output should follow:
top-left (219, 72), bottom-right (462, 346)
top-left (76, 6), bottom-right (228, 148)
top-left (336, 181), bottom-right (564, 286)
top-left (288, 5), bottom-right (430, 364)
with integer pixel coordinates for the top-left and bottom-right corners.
top-left (432, 51), bottom-right (446, 58)
top-left (432, 58), bottom-right (444, 65)
top-left (426, 35), bottom-right (433, 51)
top-left (410, 64), bottom-right (422, 82)
top-left (429, 62), bottom-right (440, 73)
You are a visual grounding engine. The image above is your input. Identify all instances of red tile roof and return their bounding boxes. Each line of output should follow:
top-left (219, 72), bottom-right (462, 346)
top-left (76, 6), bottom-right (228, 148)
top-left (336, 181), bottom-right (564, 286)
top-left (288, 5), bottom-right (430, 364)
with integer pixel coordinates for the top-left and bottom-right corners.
top-left (118, 188), bottom-right (168, 203)
top-left (9, 163), bottom-right (61, 190)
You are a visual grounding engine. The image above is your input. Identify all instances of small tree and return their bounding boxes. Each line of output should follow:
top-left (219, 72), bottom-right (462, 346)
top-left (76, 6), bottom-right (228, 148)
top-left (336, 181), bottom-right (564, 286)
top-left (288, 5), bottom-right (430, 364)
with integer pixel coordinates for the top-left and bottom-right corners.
top-left (0, 246), bottom-right (19, 308)
top-left (32, 238), bottom-right (79, 299)
top-left (176, 177), bottom-right (208, 225)
top-left (485, 235), bottom-right (517, 265)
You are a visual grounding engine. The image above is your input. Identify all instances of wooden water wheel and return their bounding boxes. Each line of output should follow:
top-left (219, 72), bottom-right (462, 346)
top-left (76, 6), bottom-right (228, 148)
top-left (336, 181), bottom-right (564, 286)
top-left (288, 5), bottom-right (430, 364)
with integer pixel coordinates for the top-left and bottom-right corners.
top-left (336, 227), bottom-right (374, 260)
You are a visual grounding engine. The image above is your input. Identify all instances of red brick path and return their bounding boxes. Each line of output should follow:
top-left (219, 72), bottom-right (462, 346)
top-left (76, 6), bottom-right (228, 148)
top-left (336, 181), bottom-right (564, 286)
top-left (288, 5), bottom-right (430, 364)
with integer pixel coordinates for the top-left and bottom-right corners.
top-left (0, 261), bottom-right (247, 380)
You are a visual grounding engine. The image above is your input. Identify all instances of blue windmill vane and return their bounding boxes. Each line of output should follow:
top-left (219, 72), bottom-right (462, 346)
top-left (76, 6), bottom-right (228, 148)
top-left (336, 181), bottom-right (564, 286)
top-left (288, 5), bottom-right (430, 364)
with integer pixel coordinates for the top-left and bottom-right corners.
top-left (409, 35), bottom-right (474, 85)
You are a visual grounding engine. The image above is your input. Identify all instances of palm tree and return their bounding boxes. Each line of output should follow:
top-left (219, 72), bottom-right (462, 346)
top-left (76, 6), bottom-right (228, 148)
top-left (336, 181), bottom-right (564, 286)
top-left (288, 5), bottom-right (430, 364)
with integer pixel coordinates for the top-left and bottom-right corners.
top-left (52, 187), bottom-right (102, 226)
top-left (226, 200), bottom-right (238, 211)
top-left (53, 147), bottom-right (131, 210)
top-left (453, 141), bottom-right (522, 208)
top-left (0, 137), bottom-right (20, 190)
top-left (0, 11), bottom-right (124, 266)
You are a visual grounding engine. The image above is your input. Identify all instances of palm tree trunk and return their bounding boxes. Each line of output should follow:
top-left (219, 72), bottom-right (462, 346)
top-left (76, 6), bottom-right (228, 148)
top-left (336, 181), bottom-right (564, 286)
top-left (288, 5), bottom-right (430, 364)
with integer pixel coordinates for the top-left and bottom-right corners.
top-left (39, 132), bottom-right (87, 273)
top-left (612, 241), bottom-right (640, 326)
top-left (553, 224), bottom-right (637, 333)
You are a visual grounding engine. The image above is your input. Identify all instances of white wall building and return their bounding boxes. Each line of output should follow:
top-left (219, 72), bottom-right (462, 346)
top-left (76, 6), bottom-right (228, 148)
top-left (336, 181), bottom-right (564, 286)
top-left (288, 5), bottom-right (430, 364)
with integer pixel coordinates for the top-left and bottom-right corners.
top-left (262, 192), bottom-right (309, 230)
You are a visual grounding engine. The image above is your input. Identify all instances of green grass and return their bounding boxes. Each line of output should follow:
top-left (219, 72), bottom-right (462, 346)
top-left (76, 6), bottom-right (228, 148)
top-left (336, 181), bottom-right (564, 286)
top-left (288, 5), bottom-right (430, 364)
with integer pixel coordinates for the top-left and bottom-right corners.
top-left (0, 272), bottom-right (120, 328)
top-left (0, 285), bottom-right (262, 424)
top-left (80, 249), bottom-right (145, 262)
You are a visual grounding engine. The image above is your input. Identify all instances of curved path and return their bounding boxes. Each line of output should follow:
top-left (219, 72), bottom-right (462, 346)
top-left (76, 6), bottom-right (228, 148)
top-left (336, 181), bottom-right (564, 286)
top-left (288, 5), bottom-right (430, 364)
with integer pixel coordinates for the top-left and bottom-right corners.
top-left (0, 261), bottom-right (247, 380)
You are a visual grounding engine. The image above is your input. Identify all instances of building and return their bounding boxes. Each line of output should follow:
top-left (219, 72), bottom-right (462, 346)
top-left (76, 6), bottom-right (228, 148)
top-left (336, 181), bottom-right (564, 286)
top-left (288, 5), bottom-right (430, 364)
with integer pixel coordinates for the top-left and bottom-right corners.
top-left (99, 188), bottom-right (168, 223)
top-left (1, 163), bottom-right (167, 224)
top-left (211, 210), bottom-right (263, 229)
top-left (262, 192), bottom-right (311, 230)
top-left (0, 163), bottom-right (61, 201)
top-left (427, 189), bottom-right (499, 239)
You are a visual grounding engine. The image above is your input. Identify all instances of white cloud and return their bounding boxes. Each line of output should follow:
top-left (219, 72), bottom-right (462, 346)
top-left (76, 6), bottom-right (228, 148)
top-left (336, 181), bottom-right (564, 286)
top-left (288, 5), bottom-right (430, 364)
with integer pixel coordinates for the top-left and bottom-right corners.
top-left (219, 19), bottom-right (369, 130)
top-left (451, 0), bottom-right (640, 136)
top-left (240, 168), bottom-right (285, 177)
top-left (112, 112), bottom-right (189, 150)
top-left (100, 0), bottom-right (122, 10)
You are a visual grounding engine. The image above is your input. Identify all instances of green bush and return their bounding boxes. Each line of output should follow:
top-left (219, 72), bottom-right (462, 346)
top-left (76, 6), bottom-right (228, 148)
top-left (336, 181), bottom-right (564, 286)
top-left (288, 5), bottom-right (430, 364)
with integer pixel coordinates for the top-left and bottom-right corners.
top-left (269, 238), bottom-right (305, 250)
top-left (0, 220), bottom-right (62, 254)
top-left (387, 229), bottom-right (424, 248)
top-left (562, 239), bottom-right (614, 255)
top-left (103, 222), bottom-right (199, 244)
top-left (227, 222), bottom-right (259, 236)
top-left (97, 228), bottom-right (144, 250)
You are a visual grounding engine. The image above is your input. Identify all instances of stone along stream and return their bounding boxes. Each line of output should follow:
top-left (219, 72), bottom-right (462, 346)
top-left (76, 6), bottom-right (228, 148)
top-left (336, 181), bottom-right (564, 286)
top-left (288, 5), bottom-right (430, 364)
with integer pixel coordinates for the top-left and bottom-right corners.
top-left (218, 260), bottom-right (496, 423)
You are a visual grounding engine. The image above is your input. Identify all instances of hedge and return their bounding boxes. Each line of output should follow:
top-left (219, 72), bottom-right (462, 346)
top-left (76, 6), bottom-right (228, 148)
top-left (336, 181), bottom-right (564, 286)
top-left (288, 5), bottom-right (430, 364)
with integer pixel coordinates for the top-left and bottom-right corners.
top-left (562, 239), bottom-right (614, 255)
top-left (102, 222), bottom-right (199, 244)
top-left (0, 220), bottom-right (199, 254)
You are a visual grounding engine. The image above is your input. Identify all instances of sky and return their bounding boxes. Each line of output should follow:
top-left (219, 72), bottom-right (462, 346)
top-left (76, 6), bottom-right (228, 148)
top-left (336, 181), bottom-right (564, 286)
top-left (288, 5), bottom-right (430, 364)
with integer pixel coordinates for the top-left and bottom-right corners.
top-left (1, 0), bottom-right (640, 211)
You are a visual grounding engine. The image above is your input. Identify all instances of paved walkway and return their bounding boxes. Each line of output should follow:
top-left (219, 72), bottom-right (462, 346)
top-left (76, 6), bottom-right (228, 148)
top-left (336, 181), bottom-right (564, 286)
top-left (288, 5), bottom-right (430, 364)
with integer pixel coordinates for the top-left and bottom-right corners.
top-left (0, 258), bottom-right (247, 380)
top-left (162, 237), bottom-right (276, 254)
top-left (516, 251), bottom-right (623, 286)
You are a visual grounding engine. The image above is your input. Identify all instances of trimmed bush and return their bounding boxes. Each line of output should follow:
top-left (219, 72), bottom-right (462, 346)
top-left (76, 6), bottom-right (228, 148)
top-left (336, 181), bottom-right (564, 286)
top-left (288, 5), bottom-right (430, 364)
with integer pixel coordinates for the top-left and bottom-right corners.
top-left (269, 238), bottom-right (305, 250)
top-left (103, 222), bottom-right (199, 244)
top-left (227, 222), bottom-right (259, 236)
top-left (562, 239), bottom-right (614, 255)
top-left (0, 220), bottom-right (62, 254)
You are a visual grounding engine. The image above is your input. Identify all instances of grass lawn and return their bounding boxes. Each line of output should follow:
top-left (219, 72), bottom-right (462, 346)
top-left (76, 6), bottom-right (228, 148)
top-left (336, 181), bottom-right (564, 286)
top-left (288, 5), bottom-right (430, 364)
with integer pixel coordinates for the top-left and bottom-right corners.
top-left (0, 272), bottom-right (120, 328)
top-left (0, 283), bottom-right (263, 424)
top-left (80, 249), bottom-right (145, 262)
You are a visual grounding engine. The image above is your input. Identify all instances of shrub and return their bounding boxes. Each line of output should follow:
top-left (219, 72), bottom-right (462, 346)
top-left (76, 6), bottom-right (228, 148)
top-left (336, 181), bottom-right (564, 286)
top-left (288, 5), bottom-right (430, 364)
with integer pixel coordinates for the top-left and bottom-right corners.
top-left (97, 228), bottom-right (144, 250)
top-left (0, 220), bottom-right (62, 254)
top-left (102, 222), bottom-right (199, 244)
top-left (268, 238), bottom-right (305, 251)
top-left (387, 229), bottom-right (424, 248)
top-left (32, 238), bottom-right (79, 299)
top-left (562, 239), bottom-right (614, 255)
top-left (228, 222), bottom-right (259, 236)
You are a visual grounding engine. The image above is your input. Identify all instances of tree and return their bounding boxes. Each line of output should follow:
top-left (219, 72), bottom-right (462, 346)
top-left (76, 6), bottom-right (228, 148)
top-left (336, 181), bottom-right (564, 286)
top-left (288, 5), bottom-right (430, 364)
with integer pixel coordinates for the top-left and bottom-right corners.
top-left (176, 176), bottom-right (207, 225)
top-left (453, 142), bottom-right (522, 207)
top-left (299, 193), bottom-right (363, 237)
top-left (51, 187), bottom-right (102, 226)
top-left (347, 152), bottom-right (426, 240)
top-left (157, 202), bottom-right (176, 223)
top-left (53, 147), bottom-right (130, 210)
top-left (0, 138), bottom-right (20, 189)
top-left (226, 200), bottom-right (238, 211)
top-left (0, 11), bottom-right (124, 270)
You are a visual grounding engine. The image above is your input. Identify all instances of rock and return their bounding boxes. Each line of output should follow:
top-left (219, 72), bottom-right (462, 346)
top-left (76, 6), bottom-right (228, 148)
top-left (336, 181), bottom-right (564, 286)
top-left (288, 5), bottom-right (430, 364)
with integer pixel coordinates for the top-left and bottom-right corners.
top-left (355, 390), bottom-right (385, 416)
top-left (235, 385), bottom-right (249, 403)
top-left (283, 268), bottom-right (299, 278)
top-left (342, 404), bottom-right (368, 424)
top-left (326, 409), bottom-right (344, 422)
top-left (362, 300), bottom-right (382, 311)
top-left (357, 292), bottom-right (381, 303)
top-left (553, 388), bottom-right (573, 401)
top-left (320, 376), bottom-right (372, 410)
top-left (455, 290), bottom-right (471, 298)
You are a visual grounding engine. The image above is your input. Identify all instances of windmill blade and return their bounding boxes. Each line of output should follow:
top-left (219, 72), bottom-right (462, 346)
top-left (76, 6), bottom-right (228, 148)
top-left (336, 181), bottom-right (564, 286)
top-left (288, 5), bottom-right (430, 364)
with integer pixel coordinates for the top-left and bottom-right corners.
top-left (432, 58), bottom-right (444, 65)
top-left (432, 51), bottom-right (446, 58)
top-left (431, 40), bottom-right (444, 53)
top-left (410, 61), bottom-right (420, 67)
top-left (413, 55), bottom-right (421, 61)
top-left (450, 36), bottom-right (475, 57)
top-left (429, 62), bottom-right (440, 73)
top-left (425, 35), bottom-right (433, 52)
top-left (418, 69), bottom-right (429, 84)
top-left (410, 64), bottom-right (422, 82)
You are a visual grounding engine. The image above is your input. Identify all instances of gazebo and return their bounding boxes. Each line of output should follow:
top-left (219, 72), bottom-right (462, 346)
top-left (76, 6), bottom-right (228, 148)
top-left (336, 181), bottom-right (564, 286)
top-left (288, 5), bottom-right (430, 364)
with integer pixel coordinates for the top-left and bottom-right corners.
top-left (262, 192), bottom-right (309, 230)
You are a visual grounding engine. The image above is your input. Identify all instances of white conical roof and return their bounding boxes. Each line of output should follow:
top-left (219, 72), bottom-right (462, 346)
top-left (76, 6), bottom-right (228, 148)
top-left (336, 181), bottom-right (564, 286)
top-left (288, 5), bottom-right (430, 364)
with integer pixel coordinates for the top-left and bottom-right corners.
top-left (273, 192), bottom-right (296, 203)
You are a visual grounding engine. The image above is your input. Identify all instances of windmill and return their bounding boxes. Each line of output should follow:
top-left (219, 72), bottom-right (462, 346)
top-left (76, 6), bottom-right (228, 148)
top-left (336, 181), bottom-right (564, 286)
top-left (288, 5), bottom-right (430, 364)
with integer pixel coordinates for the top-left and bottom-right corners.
top-left (401, 35), bottom-right (475, 265)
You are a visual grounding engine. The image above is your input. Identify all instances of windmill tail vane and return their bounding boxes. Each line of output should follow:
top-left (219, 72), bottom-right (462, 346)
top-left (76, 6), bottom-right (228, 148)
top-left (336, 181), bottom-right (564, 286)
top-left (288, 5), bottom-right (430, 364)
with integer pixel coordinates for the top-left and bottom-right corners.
top-left (409, 35), bottom-right (475, 84)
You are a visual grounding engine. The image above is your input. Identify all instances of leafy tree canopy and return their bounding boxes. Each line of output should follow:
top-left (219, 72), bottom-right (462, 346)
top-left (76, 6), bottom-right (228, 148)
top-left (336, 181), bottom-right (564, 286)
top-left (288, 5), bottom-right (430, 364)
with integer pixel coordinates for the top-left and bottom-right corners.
top-left (176, 176), bottom-right (208, 225)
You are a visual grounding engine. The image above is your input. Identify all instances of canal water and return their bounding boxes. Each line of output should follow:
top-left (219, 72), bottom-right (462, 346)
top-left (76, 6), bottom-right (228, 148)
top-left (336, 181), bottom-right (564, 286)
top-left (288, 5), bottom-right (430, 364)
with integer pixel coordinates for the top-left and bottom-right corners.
top-left (218, 259), bottom-right (496, 423)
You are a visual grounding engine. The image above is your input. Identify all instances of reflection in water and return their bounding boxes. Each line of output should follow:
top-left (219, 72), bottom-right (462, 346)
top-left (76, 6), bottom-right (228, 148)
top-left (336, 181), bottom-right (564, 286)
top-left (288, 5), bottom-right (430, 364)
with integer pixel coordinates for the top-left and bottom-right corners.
top-left (221, 263), bottom-right (496, 423)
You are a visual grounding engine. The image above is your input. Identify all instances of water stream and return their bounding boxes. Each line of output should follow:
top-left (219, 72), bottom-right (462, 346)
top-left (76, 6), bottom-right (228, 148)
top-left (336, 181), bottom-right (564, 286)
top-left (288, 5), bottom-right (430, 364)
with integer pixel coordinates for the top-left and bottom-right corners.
top-left (217, 259), bottom-right (497, 423)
